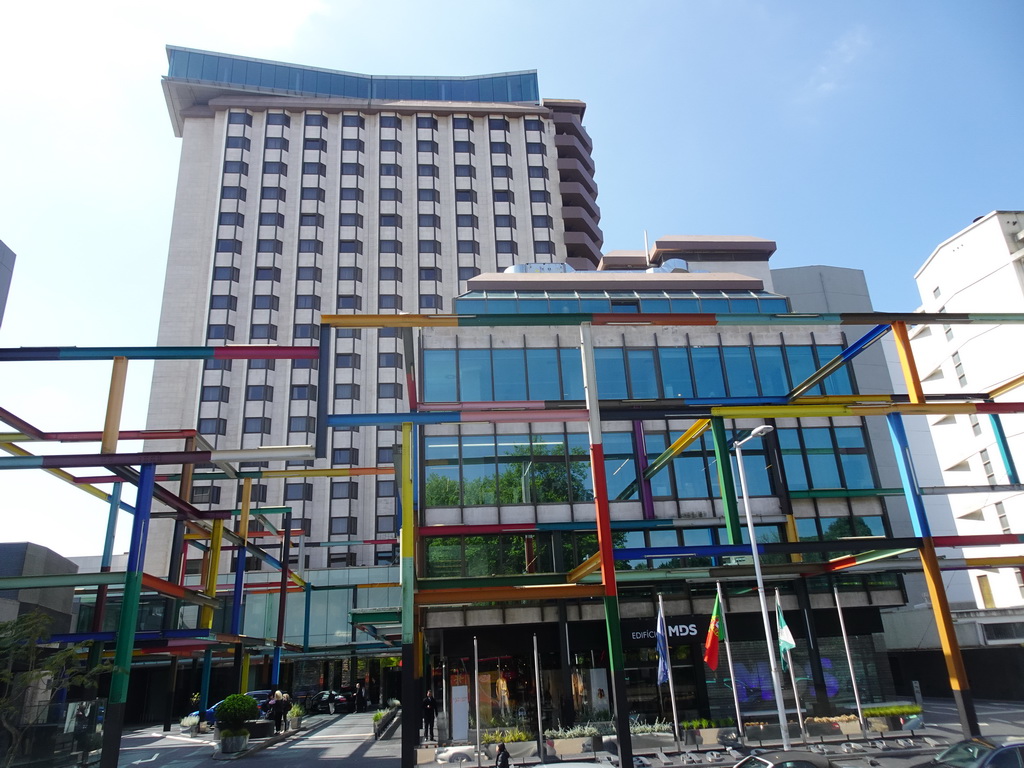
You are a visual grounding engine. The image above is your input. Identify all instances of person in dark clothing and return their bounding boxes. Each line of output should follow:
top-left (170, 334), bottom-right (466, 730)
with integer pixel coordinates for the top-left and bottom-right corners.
top-left (355, 682), bottom-right (367, 713)
top-left (495, 742), bottom-right (511, 768)
top-left (271, 691), bottom-right (288, 733)
top-left (421, 690), bottom-right (436, 741)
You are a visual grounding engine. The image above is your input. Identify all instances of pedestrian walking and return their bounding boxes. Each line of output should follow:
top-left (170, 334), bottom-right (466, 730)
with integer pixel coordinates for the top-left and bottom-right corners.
top-left (271, 690), bottom-right (288, 733)
top-left (355, 682), bottom-right (367, 713)
top-left (495, 742), bottom-right (511, 768)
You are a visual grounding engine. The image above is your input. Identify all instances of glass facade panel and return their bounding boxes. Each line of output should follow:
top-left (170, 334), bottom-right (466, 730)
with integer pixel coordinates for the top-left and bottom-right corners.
top-left (754, 347), bottom-right (788, 396)
top-left (778, 428), bottom-right (808, 491)
top-left (526, 349), bottom-right (560, 400)
top-left (492, 349), bottom-right (527, 401)
top-left (722, 347), bottom-right (757, 396)
top-left (660, 348), bottom-right (694, 398)
top-left (817, 344), bottom-right (854, 395)
top-left (604, 432), bottom-right (637, 500)
top-left (459, 349), bottom-right (493, 401)
top-left (691, 347), bottom-right (726, 398)
top-left (424, 437), bottom-right (460, 506)
top-left (626, 349), bottom-right (659, 398)
top-left (595, 348), bottom-right (628, 399)
top-left (785, 346), bottom-right (818, 395)
top-left (645, 434), bottom-right (674, 498)
top-left (423, 350), bottom-right (457, 401)
top-left (559, 349), bottom-right (585, 400)
top-left (803, 427), bottom-right (842, 488)
top-left (496, 435), bottom-right (529, 504)
top-left (462, 436), bottom-right (496, 504)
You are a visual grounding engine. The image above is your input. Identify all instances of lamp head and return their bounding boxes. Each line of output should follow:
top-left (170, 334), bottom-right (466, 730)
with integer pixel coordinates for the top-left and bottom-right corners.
top-left (750, 424), bottom-right (775, 438)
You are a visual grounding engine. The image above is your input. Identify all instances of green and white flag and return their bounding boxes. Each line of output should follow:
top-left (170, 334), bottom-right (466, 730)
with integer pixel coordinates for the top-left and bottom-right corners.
top-left (777, 601), bottom-right (796, 671)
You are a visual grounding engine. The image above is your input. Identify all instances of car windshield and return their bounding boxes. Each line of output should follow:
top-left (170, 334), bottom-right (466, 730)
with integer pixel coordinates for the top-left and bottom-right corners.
top-left (936, 741), bottom-right (997, 768)
top-left (735, 757), bottom-right (773, 768)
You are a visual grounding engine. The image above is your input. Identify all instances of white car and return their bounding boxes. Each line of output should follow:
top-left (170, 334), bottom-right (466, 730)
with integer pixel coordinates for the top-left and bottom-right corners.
top-left (434, 745), bottom-right (480, 764)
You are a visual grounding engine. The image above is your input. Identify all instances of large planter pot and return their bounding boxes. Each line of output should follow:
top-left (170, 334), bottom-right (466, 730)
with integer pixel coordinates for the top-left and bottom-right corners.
top-left (633, 733), bottom-right (679, 751)
top-left (288, 717), bottom-right (302, 731)
top-left (867, 716), bottom-right (894, 733)
top-left (805, 721), bottom-right (841, 737)
top-left (839, 721), bottom-right (863, 736)
top-left (221, 734), bottom-right (249, 754)
top-left (551, 737), bottom-right (588, 757)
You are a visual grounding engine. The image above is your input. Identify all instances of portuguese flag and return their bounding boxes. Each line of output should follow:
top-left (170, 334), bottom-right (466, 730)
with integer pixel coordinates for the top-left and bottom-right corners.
top-left (703, 593), bottom-right (724, 670)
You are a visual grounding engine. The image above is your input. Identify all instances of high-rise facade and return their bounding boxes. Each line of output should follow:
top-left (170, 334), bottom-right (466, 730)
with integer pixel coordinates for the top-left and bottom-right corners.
top-left (911, 211), bottom-right (1024, 610)
top-left (145, 47), bottom-right (929, 725)
top-left (145, 47), bottom-right (602, 575)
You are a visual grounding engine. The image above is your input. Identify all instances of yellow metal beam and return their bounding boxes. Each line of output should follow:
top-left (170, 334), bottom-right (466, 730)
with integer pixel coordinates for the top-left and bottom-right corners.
top-left (891, 322), bottom-right (925, 404)
top-left (101, 357), bottom-right (129, 455)
top-left (964, 556), bottom-right (1024, 568)
top-left (567, 552), bottom-right (602, 583)
top-left (0, 442), bottom-right (112, 503)
top-left (988, 372), bottom-right (1024, 400)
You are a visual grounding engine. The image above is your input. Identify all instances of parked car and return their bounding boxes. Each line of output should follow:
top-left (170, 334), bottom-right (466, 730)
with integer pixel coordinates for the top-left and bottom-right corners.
top-left (306, 690), bottom-right (352, 714)
top-left (734, 750), bottom-right (841, 768)
top-left (913, 737), bottom-right (1024, 768)
top-left (188, 690), bottom-right (274, 725)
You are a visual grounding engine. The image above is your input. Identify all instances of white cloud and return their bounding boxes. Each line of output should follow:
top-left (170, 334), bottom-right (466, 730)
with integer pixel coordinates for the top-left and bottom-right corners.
top-left (800, 24), bottom-right (872, 100)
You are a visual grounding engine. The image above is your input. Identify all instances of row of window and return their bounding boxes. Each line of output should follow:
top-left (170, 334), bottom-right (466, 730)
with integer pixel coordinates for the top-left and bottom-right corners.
top-left (228, 111), bottom-right (544, 133)
top-left (196, 388), bottom-right (405, 432)
top-left (223, 187), bottom-right (524, 205)
top-left (221, 212), bottom-right (549, 231)
top-left (421, 344), bottom-right (854, 403)
top-left (190, 478), bottom-right (395, 505)
top-left (206, 323), bottom-right (321, 340)
top-left (423, 424), bottom-right (875, 508)
top-left (238, 140), bottom-right (548, 156)
top-left (422, 516), bottom-right (888, 578)
top-left (221, 181), bottom-right (552, 201)
top-left (217, 238), bottom-right (550, 257)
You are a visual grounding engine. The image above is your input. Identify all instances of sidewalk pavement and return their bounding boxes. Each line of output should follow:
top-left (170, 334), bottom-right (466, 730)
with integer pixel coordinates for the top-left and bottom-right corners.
top-left (235, 710), bottom-right (951, 767)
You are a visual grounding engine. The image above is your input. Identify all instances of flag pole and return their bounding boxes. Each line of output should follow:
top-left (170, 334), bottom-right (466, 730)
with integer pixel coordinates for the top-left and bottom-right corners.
top-left (776, 590), bottom-right (806, 743)
top-left (657, 593), bottom-right (682, 754)
top-left (716, 581), bottom-right (745, 743)
top-left (474, 635), bottom-right (481, 768)
top-left (834, 586), bottom-right (867, 738)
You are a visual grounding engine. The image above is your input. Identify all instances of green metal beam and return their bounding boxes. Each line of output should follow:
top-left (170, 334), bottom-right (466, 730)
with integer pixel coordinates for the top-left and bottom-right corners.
top-left (711, 417), bottom-right (741, 543)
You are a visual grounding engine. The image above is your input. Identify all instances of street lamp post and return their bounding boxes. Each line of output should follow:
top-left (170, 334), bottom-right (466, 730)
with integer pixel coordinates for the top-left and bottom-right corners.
top-left (733, 424), bottom-right (791, 750)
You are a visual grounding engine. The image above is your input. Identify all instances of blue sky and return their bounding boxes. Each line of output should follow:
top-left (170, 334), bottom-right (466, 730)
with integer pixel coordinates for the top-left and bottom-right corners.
top-left (0, 0), bottom-right (1020, 557)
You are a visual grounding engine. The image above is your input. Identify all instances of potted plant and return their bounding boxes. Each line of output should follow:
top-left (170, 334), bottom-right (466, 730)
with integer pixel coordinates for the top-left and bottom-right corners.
top-left (288, 703), bottom-right (304, 731)
top-left (179, 714), bottom-right (200, 737)
top-left (544, 724), bottom-right (599, 757)
top-left (216, 693), bottom-right (260, 753)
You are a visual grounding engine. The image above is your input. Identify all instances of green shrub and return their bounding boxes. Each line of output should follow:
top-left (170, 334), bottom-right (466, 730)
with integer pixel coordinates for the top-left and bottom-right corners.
top-left (288, 704), bottom-right (304, 718)
top-left (216, 694), bottom-right (260, 732)
top-left (482, 728), bottom-right (531, 744)
top-left (862, 705), bottom-right (922, 717)
top-left (545, 724), bottom-right (600, 739)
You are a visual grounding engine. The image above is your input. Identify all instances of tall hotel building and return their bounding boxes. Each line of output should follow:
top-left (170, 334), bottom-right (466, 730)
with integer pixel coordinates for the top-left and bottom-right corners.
top-left (145, 47), bottom-right (920, 723)
top-left (147, 47), bottom-right (602, 574)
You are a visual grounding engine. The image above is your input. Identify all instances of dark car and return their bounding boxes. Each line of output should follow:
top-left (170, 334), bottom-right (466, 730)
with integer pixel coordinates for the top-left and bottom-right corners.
top-left (914, 737), bottom-right (1024, 768)
top-left (735, 750), bottom-right (840, 768)
top-left (188, 690), bottom-right (273, 725)
top-left (306, 690), bottom-right (352, 714)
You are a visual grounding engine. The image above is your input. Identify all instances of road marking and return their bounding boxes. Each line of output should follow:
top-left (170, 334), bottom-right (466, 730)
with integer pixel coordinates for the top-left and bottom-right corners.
top-left (132, 753), bottom-right (160, 764)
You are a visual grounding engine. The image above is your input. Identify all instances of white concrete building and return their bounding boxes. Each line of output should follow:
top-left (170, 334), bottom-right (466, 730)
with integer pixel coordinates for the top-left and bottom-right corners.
top-left (144, 47), bottom-right (602, 579)
top-left (911, 211), bottom-right (1024, 611)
